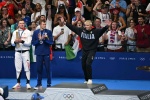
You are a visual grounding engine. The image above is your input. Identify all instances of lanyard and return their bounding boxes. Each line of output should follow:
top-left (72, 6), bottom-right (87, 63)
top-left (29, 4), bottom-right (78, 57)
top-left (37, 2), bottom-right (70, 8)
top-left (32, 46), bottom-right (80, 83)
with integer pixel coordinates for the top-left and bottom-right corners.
top-left (18, 30), bottom-right (24, 38)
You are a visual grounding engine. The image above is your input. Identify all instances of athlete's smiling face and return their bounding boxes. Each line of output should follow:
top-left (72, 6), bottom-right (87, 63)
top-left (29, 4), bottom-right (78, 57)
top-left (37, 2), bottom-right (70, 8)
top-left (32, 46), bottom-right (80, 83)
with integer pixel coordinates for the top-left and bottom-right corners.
top-left (84, 20), bottom-right (92, 31)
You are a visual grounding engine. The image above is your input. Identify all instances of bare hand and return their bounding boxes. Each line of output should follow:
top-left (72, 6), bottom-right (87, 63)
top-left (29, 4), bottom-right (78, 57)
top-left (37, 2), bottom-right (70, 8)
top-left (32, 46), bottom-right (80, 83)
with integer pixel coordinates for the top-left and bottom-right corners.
top-left (38, 33), bottom-right (42, 40)
top-left (116, 2), bottom-right (120, 8)
top-left (105, 20), bottom-right (112, 26)
top-left (133, 28), bottom-right (137, 33)
top-left (60, 17), bottom-right (65, 23)
top-left (4, 41), bottom-right (8, 45)
top-left (64, 42), bottom-right (69, 46)
top-left (142, 28), bottom-right (144, 33)
top-left (105, 1), bottom-right (109, 5)
top-left (96, 0), bottom-right (102, 5)
top-left (14, 39), bottom-right (19, 43)
top-left (82, 0), bottom-right (87, 4)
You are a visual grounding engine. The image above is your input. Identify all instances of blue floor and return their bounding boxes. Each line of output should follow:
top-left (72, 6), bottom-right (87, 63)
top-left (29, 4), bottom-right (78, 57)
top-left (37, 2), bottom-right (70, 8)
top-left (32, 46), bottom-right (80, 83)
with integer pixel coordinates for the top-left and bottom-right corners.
top-left (0, 78), bottom-right (150, 90)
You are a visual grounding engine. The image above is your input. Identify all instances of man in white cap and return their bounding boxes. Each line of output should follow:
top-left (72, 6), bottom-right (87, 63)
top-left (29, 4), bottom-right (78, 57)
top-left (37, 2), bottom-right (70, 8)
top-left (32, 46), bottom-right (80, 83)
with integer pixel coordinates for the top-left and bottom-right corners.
top-left (72, 7), bottom-right (85, 26)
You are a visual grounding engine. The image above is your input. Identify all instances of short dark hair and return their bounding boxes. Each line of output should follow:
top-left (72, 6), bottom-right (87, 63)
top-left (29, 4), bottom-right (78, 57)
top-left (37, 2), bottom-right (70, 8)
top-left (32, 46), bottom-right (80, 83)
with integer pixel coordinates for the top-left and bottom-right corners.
top-left (15, 14), bottom-right (22, 18)
top-left (39, 20), bottom-right (46, 24)
top-left (138, 16), bottom-right (145, 19)
top-left (94, 17), bottom-right (101, 21)
top-left (18, 19), bottom-right (25, 23)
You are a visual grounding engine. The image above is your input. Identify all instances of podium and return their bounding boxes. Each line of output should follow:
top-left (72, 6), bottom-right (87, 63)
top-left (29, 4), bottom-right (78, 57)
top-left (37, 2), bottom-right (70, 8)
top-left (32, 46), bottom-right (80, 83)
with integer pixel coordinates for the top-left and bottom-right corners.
top-left (7, 83), bottom-right (149, 100)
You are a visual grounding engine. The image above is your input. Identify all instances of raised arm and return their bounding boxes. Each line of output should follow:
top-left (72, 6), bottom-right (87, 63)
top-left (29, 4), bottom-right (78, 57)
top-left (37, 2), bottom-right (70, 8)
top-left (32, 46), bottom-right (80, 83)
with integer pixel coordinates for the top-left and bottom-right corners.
top-left (61, 17), bottom-right (82, 35)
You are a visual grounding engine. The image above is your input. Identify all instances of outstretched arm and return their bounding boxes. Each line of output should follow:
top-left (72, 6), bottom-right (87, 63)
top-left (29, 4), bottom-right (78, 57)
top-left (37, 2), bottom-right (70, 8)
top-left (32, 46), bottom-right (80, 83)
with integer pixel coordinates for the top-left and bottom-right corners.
top-left (60, 17), bottom-right (82, 36)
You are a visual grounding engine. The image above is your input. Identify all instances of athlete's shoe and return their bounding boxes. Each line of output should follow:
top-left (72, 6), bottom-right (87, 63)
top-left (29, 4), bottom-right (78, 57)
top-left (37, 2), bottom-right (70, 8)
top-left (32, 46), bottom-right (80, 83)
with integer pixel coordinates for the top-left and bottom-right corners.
top-left (34, 85), bottom-right (42, 90)
top-left (47, 84), bottom-right (51, 88)
top-left (87, 79), bottom-right (92, 84)
top-left (12, 83), bottom-right (21, 89)
top-left (26, 84), bottom-right (31, 89)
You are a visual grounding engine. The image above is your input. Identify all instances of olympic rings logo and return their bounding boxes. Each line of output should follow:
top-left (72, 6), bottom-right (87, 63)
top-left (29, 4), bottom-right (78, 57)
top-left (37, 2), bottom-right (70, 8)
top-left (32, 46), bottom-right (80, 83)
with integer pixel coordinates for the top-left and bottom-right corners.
top-left (63, 93), bottom-right (74, 100)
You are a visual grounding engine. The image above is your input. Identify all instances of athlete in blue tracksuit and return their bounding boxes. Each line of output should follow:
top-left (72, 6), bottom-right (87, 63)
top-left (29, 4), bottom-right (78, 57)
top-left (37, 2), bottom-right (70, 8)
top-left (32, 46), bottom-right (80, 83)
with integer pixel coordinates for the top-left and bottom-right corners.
top-left (31, 20), bottom-right (53, 89)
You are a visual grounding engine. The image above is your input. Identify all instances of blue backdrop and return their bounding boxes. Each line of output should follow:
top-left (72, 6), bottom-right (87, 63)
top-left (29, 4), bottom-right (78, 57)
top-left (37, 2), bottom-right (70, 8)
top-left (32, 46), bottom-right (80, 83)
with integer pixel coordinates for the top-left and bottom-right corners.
top-left (0, 51), bottom-right (150, 80)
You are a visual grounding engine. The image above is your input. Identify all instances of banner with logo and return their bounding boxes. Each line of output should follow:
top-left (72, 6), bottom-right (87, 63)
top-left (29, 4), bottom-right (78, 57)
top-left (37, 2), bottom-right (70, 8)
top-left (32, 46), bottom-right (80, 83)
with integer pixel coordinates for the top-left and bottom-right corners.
top-left (0, 51), bottom-right (150, 80)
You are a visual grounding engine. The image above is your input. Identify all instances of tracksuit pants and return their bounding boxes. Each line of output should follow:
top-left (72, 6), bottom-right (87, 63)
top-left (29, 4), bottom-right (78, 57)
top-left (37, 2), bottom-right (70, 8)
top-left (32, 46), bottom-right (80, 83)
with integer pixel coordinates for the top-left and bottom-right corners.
top-left (82, 49), bottom-right (96, 81)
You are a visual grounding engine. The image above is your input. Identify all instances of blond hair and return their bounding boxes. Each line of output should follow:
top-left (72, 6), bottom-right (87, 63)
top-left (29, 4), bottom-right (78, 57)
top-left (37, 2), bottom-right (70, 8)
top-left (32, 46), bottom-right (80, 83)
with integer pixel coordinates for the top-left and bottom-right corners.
top-left (84, 20), bottom-right (92, 25)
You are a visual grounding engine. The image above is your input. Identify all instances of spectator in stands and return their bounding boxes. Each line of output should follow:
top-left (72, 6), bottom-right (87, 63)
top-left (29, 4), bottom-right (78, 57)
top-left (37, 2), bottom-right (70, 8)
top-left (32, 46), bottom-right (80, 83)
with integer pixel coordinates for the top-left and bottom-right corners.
top-left (53, 16), bottom-right (72, 50)
top-left (13, 0), bottom-right (24, 11)
top-left (0, 18), bottom-right (11, 50)
top-left (135, 16), bottom-right (150, 52)
top-left (32, 0), bottom-right (46, 9)
top-left (11, 20), bottom-right (32, 89)
top-left (54, 4), bottom-right (70, 26)
top-left (0, 6), bottom-right (14, 26)
top-left (104, 21), bottom-right (123, 52)
top-left (0, 0), bottom-right (18, 18)
top-left (93, 4), bottom-right (111, 27)
top-left (146, 3), bottom-right (150, 24)
top-left (72, 7), bottom-right (85, 26)
top-left (11, 14), bottom-right (22, 34)
top-left (20, 8), bottom-right (31, 27)
top-left (45, 3), bottom-right (52, 31)
top-left (93, 0), bottom-right (103, 12)
top-left (55, 0), bottom-right (69, 8)
top-left (31, 3), bottom-right (46, 24)
top-left (30, 21), bottom-right (37, 63)
top-left (32, 20), bottom-right (53, 89)
top-left (71, 20), bottom-right (83, 48)
top-left (125, 19), bottom-right (136, 52)
top-left (126, 0), bottom-right (135, 26)
top-left (93, 17), bottom-right (105, 51)
top-left (81, 0), bottom-right (93, 20)
top-left (132, 0), bottom-right (147, 24)
top-left (35, 14), bottom-right (52, 31)
top-left (68, 0), bottom-right (76, 21)
top-left (110, 0), bottom-right (127, 21)
top-left (111, 8), bottom-right (126, 31)
top-left (23, 0), bottom-right (35, 17)
top-left (35, 15), bottom-right (46, 29)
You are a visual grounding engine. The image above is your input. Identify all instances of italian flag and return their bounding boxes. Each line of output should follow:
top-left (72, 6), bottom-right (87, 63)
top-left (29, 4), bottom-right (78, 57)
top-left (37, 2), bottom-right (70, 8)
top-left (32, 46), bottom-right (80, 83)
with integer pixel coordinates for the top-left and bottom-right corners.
top-left (77, 0), bottom-right (84, 15)
top-left (65, 35), bottom-right (82, 60)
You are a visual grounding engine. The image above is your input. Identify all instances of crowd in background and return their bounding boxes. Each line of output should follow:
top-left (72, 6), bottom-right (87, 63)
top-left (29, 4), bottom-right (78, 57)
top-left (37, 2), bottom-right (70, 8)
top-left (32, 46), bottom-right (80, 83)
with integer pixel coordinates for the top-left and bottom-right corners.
top-left (0, 0), bottom-right (150, 52)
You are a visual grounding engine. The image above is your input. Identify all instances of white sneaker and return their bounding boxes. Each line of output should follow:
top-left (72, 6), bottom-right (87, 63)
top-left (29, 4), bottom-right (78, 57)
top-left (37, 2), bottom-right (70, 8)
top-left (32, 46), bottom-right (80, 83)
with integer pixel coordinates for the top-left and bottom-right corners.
top-left (84, 81), bottom-right (87, 83)
top-left (87, 79), bottom-right (92, 84)
top-left (34, 85), bottom-right (42, 90)
top-left (12, 83), bottom-right (21, 89)
top-left (26, 84), bottom-right (31, 89)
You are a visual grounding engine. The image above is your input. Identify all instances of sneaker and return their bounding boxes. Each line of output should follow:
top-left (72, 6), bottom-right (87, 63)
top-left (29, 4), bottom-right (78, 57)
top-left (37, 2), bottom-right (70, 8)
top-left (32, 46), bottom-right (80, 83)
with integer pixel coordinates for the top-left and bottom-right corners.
top-left (84, 81), bottom-right (87, 84)
top-left (34, 85), bottom-right (42, 90)
top-left (47, 84), bottom-right (51, 88)
top-left (12, 83), bottom-right (21, 89)
top-left (87, 79), bottom-right (92, 84)
top-left (26, 84), bottom-right (31, 89)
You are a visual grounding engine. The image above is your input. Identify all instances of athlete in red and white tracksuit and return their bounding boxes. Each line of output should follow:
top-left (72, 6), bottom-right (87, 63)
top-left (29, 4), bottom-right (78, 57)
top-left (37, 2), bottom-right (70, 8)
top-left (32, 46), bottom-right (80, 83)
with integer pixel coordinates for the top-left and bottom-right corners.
top-left (11, 20), bottom-right (32, 89)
